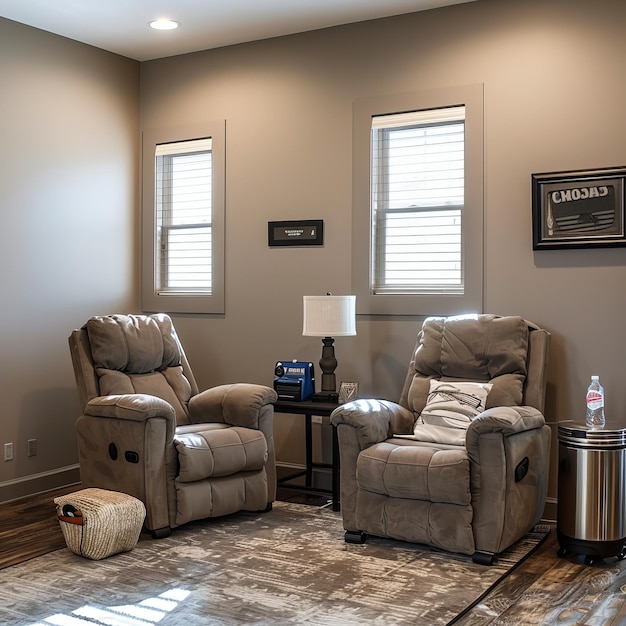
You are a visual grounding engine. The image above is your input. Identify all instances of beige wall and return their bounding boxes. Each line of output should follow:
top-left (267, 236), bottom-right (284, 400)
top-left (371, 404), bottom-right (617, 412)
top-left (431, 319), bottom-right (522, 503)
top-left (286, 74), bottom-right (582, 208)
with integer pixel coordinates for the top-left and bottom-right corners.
top-left (2, 0), bottom-right (626, 508)
top-left (141, 0), bottom-right (626, 490)
top-left (0, 19), bottom-right (139, 499)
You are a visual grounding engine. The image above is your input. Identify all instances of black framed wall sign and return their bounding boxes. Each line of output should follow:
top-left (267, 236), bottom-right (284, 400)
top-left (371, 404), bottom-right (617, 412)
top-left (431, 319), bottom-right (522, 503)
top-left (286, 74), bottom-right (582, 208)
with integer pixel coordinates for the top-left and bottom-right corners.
top-left (268, 220), bottom-right (324, 246)
top-left (532, 167), bottom-right (626, 250)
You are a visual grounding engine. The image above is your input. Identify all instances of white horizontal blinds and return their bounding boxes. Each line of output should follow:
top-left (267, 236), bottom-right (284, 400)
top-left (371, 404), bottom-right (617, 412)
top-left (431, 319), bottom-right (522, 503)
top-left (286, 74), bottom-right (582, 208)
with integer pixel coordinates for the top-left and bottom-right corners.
top-left (155, 138), bottom-right (212, 295)
top-left (371, 106), bottom-right (465, 294)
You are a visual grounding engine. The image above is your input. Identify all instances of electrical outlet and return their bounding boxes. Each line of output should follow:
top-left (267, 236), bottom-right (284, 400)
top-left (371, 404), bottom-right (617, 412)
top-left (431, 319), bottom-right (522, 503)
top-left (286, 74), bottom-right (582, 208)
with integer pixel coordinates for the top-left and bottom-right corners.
top-left (27, 438), bottom-right (37, 457)
top-left (311, 415), bottom-right (323, 424)
top-left (4, 443), bottom-right (14, 462)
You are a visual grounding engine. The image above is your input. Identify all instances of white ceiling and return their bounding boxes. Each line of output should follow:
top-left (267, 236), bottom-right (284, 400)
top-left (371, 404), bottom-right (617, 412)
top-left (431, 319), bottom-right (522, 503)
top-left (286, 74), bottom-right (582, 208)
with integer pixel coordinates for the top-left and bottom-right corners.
top-left (0, 0), bottom-right (474, 61)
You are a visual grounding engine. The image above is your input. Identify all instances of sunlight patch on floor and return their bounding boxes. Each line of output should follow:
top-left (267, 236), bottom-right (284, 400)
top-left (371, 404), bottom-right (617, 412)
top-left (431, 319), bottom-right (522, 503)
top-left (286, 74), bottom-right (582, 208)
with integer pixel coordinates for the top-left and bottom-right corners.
top-left (27, 588), bottom-right (191, 626)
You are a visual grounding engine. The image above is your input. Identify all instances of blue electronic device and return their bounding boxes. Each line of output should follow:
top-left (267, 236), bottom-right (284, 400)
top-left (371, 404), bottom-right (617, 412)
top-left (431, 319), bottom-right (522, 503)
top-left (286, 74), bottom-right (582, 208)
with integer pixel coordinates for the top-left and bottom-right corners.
top-left (273, 360), bottom-right (315, 401)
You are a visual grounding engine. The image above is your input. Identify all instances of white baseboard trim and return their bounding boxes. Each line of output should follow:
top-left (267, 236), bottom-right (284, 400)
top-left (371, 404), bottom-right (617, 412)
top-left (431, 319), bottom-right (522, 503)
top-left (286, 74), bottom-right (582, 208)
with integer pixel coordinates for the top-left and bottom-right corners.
top-left (0, 464), bottom-right (81, 504)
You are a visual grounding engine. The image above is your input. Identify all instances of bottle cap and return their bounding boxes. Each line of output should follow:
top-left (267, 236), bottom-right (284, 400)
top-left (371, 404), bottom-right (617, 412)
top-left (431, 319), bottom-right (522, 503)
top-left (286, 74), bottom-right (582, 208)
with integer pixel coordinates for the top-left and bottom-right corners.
top-left (591, 375), bottom-right (599, 380)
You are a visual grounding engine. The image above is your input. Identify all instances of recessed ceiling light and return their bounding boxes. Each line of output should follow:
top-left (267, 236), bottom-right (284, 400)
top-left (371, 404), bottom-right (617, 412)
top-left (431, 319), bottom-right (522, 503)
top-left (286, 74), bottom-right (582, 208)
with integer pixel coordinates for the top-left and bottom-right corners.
top-left (149, 19), bottom-right (180, 31)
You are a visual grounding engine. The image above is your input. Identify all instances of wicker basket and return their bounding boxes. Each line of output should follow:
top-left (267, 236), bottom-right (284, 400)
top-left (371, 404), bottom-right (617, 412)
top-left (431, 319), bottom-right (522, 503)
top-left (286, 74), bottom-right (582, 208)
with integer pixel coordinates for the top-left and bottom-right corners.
top-left (54, 488), bottom-right (146, 560)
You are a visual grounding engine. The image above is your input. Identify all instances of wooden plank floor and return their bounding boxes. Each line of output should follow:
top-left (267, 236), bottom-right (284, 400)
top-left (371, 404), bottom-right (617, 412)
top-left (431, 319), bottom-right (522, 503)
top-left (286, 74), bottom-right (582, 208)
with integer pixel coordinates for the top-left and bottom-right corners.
top-left (457, 528), bottom-right (626, 625)
top-left (2, 487), bottom-right (626, 624)
top-left (0, 485), bottom-right (78, 570)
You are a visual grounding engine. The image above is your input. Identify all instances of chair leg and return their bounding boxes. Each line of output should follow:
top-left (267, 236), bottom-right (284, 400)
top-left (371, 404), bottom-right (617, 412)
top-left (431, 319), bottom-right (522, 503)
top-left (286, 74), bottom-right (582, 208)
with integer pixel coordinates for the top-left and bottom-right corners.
top-left (472, 551), bottom-right (495, 565)
top-left (345, 530), bottom-right (367, 544)
top-left (151, 526), bottom-right (172, 539)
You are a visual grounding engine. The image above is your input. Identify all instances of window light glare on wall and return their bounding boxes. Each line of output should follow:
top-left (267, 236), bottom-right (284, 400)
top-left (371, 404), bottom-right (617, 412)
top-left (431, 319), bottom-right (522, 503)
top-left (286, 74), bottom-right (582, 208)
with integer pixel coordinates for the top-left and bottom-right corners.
top-left (149, 19), bottom-right (180, 31)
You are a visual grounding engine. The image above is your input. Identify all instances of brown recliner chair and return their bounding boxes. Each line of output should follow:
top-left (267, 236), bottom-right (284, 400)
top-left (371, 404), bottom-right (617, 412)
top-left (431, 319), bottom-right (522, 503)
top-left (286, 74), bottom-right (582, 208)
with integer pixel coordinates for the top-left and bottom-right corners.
top-left (69, 313), bottom-right (277, 537)
top-left (331, 314), bottom-right (551, 564)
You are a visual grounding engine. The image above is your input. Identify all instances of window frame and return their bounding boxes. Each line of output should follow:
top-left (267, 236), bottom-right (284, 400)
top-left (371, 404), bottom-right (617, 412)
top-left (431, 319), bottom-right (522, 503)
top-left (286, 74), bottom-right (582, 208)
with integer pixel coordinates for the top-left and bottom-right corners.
top-left (141, 122), bottom-right (225, 314)
top-left (352, 85), bottom-right (484, 316)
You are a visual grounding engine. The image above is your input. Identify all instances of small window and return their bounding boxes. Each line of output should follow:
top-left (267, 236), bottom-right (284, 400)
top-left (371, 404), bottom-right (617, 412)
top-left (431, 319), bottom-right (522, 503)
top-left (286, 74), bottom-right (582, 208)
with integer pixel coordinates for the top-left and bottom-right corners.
top-left (352, 85), bottom-right (484, 316)
top-left (142, 122), bottom-right (225, 314)
top-left (371, 107), bottom-right (465, 295)
top-left (155, 139), bottom-right (213, 295)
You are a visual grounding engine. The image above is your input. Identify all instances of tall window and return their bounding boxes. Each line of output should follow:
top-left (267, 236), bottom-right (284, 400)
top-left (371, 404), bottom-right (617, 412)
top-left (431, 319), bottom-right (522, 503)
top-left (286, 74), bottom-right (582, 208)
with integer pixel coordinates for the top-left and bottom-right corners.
top-left (155, 138), bottom-right (213, 294)
top-left (352, 85), bottom-right (483, 316)
top-left (371, 107), bottom-right (465, 295)
top-left (142, 122), bottom-right (225, 314)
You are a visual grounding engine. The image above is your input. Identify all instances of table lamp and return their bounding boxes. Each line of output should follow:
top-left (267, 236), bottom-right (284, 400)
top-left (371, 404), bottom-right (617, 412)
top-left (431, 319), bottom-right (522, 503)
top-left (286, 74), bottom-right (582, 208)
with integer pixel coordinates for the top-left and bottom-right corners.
top-left (303, 294), bottom-right (356, 402)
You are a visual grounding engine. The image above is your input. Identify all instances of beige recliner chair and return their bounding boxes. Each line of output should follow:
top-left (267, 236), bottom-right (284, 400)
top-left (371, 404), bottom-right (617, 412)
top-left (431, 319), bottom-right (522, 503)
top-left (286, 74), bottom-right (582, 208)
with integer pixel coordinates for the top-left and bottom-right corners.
top-left (69, 313), bottom-right (277, 537)
top-left (331, 314), bottom-right (551, 564)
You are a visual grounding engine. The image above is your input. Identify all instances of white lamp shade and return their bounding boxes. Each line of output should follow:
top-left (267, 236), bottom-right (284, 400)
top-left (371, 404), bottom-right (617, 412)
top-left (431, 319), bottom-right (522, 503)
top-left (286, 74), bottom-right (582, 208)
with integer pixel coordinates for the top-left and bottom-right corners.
top-left (302, 295), bottom-right (356, 337)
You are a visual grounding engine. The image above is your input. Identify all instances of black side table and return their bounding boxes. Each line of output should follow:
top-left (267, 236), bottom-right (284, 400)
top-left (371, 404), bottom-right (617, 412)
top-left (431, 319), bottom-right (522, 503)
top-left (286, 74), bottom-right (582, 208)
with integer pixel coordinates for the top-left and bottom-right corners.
top-left (273, 399), bottom-right (340, 511)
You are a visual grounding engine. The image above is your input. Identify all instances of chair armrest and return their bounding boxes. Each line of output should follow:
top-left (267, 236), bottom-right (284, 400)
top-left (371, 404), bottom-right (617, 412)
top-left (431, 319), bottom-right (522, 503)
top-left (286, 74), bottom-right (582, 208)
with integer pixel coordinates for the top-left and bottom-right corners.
top-left (86, 394), bottom-right (176, 423)
top-left (465, 405), bottom-right (550, 555)
top-left (471, 405), bottom-right (545, 432)
top-left (79, 394), bottom-right (177, 532)
top-left (466, 405), bottom-right (546, 461)
top-left (330, 399), bottom-right (415, 533)
top-left (330, 399), bottom-right (414, 449)
top-left (189, 383), bottom-right (278, 429)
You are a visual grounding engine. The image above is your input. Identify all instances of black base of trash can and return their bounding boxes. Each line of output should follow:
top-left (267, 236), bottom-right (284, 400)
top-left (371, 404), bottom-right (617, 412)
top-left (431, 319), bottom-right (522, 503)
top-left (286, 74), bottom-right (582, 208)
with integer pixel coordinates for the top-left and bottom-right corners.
top-left (557, 528), bottom-right (626, 565)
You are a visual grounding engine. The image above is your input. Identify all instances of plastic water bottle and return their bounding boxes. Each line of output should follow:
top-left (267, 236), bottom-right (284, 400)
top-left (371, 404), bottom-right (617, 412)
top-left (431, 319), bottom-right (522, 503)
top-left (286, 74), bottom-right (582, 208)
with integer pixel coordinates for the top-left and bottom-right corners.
top-left (585, 375), bottom-right (605, 429)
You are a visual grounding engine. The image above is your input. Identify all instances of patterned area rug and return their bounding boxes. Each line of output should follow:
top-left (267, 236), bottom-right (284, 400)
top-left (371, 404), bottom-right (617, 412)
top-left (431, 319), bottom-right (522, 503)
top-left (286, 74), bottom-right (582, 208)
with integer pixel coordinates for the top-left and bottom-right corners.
top-left (0, 501), bottom-right (548, 625)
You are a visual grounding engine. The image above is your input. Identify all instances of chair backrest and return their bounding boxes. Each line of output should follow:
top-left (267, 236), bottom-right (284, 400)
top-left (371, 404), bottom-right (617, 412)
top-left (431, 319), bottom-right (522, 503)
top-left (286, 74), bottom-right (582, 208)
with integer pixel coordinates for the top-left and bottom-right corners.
top-left (399, 314), bottom-right (550, 416)
top-left (69, 313), bottom-right (199, 426)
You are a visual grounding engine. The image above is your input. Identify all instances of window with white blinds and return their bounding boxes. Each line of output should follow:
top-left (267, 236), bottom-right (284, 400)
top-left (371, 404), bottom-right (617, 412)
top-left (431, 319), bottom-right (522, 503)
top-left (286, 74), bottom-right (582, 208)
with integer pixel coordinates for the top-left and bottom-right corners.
top-left (352, 85), bottom-right (484, 316)
top-left (142, 121), bottom-right (225, 314)
top-left (155, 138), bottom-right (213, 294)
top-left (371, 107), bottom-right (465, 295)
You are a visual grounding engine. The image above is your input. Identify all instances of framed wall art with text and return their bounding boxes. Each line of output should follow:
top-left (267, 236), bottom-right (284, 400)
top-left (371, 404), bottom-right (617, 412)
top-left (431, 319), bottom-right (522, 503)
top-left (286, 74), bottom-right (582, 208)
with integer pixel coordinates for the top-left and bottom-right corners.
top-left (532, 167), bottom-right (626, 250)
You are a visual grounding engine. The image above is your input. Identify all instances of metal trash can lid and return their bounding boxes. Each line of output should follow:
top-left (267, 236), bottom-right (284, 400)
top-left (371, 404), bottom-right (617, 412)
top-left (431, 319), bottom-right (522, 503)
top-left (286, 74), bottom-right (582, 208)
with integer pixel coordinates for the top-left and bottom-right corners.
top-left (558, 422), bottom-right (626, 449)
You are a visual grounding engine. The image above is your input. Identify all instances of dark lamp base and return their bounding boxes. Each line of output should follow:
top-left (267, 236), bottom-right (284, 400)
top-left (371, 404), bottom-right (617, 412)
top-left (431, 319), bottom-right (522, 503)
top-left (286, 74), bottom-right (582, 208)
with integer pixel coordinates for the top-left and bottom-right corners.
top-left (310, 392), bottom-right (339, 403)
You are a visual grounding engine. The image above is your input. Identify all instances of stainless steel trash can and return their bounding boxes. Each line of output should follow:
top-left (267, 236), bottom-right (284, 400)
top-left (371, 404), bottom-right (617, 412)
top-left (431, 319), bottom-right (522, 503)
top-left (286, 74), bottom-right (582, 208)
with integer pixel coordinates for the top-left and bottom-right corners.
top-left (557, 423), bottom-right (626, 565)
